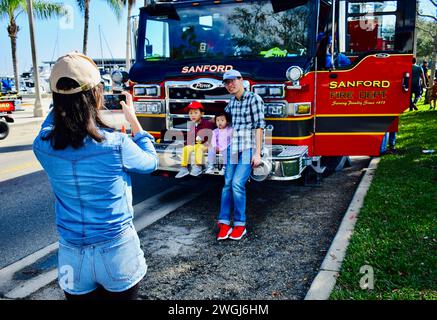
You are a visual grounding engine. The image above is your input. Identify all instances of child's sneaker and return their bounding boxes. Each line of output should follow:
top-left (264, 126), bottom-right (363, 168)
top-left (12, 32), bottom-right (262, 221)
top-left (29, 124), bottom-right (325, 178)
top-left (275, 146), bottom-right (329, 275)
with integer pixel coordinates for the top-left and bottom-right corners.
top-left (217, 223), bottom-right (233, 240)
top-left (205, 165), bottom-right (215, 174)
top-left (175, 167), bottom-right (189, 178)
top-left (229, 226), bottom-right (247, 240)
top-left (190, 165), bottom-right (203, 176)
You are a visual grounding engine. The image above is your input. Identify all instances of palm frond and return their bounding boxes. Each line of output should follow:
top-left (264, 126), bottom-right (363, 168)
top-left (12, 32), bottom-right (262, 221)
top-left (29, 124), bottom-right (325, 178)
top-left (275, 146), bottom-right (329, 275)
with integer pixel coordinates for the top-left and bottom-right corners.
top-left (0, 0), bottom-right (21, 19)
top-left (0, 0), bottom-right (7, 18)
top-left (105, 0), bottom-right (124, 20)
top-left (32, 1), bottom-right (67, 19)
top-left (76, 0), bottom-right (85, 13)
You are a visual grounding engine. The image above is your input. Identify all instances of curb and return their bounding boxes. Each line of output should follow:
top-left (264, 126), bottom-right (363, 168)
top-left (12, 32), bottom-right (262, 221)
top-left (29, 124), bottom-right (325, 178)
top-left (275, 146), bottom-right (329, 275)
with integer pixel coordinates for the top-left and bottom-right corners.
top-left (5, 270), bottom-right (58, 299)
top-left (0, 243), bottom-right (58, 293)
top-left (304, 157), bottom-right (380, 300)
top-left (10, 119), bottom-right (44, 127)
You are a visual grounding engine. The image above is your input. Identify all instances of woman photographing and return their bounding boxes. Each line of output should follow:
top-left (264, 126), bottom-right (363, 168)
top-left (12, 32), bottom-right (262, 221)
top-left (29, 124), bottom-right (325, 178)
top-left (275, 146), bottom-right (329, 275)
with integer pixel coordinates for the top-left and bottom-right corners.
top-left (33, 52), bottom-right (158, 300)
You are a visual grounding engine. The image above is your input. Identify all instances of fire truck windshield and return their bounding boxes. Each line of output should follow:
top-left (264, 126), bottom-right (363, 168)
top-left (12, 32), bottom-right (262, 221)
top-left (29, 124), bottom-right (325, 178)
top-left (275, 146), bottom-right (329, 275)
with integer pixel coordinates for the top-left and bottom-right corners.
top-left (143, 0), bottom-right (311, 61)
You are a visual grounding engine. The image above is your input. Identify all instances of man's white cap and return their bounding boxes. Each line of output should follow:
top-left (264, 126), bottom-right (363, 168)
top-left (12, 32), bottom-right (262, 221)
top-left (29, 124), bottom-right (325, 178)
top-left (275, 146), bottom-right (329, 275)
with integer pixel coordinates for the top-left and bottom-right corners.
top-left (222, 69), bottom-right (242, 82)
top-left (50, 52), bottom-right (101, 94)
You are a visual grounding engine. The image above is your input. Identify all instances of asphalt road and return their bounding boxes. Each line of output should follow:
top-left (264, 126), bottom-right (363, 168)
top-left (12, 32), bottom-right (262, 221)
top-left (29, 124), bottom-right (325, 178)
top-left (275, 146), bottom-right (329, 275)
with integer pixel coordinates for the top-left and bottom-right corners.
top-left (0, 114), bottom-right (179, 269)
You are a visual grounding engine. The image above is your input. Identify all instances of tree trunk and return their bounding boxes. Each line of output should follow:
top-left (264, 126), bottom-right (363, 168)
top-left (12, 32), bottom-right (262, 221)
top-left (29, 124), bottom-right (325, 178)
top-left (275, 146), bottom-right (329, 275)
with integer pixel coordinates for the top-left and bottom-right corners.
top-left (425, 31), bottom-right (437, 105)
top-left (7, 18), bottom-right (20, 94)
top-left (83, 0), bottom-right (90, 55)
top-left (430, 33), bottom-right (437, 90)
top-left (126, 1), bottom-right (133, 71)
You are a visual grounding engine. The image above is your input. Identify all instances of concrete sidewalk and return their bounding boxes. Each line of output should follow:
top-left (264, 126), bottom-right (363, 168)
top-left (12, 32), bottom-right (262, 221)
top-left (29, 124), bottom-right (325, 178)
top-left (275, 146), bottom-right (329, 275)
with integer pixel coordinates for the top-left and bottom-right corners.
top-left (9, 97), bottom-right (51, 127)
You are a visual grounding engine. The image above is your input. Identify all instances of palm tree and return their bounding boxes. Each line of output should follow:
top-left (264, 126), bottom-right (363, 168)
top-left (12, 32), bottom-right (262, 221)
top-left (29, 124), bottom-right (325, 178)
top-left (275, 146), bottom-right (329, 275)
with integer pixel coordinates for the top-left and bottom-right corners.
top-left (123, 0), bottom-right (136, 71)
top-left (76, 0), bottom-right (123, 55)
top-left (0, 0), bottom-right (66, 94)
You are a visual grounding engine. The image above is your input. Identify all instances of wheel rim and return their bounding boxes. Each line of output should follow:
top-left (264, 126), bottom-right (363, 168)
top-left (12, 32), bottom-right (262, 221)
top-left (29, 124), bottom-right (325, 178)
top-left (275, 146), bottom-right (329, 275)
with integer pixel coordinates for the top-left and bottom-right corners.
top-left (0, 121), bottom-right (9, 140)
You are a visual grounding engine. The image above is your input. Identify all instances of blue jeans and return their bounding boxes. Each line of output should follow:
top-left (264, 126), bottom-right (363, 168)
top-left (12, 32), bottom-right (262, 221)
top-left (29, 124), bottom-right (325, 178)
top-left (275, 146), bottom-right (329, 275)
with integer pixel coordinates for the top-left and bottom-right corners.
top-left (410, 85), bottom-right (421, 110)
top-left (380, 132), bottom-right (397, 153)
top-left (388, 132), bottom-right (396, 148)
top-left (58, 224), bottom-right (147, 295)
top-left (218, 148), bottom-right (253, 227)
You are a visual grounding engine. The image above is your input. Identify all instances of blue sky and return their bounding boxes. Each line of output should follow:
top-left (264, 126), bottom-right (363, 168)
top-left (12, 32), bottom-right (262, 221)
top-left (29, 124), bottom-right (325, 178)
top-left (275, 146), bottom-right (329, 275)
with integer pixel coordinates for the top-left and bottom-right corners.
top-left (0, 0), bottom-right (435, 76)
top-left (0, 0), bottom-right (142, 75)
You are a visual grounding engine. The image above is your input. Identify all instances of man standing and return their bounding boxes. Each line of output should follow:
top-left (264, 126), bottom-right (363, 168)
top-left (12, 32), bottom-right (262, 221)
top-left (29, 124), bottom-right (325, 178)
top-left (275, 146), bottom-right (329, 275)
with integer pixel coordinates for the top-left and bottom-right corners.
top-left (410, 57), bottom-right (427, 111)
top-left (217, 70), bottom-right (265, 241)
top-left (421, 61), bottom-right (430, 103)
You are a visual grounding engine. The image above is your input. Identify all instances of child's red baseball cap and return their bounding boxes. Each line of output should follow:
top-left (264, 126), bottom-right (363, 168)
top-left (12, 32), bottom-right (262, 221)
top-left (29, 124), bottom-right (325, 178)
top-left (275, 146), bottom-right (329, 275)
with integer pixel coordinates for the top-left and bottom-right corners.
top-left (184, 101), bottom-right (205, 112)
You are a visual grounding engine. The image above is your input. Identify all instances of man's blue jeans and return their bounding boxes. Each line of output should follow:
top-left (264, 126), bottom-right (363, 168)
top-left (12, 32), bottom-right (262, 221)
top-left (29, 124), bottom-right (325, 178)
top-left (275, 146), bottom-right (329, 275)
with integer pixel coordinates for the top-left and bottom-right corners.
top-left (218, 148), bottom-right (253, 227)
top-left (380, 132), bottom-right (397, 153)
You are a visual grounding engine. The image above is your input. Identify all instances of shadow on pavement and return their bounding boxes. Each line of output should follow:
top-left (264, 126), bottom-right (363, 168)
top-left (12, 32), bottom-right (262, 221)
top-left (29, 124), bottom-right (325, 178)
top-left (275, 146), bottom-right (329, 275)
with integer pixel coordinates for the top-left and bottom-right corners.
top-left (0, 144), bottom-right (34, 153)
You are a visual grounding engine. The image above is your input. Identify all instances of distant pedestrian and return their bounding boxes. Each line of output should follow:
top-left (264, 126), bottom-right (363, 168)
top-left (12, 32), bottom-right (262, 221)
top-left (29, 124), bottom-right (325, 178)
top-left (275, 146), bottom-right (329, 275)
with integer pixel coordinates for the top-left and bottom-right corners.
top-left (33, 52), bottom-right (159, 300)
top-left (421, 61), bottom-right (430, 102)
top-left (216, 69), bottom-right (265, 241)
top-left (429, 78), bottom-right (437, 110)
top-left (409, 57), bottom-right (427, 111)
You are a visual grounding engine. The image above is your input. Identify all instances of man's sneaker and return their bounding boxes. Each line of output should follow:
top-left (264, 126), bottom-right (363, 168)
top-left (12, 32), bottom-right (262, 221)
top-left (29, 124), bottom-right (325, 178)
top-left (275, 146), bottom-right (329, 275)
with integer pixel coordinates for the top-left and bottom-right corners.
top-left (217, 223), bottom-right (233, 240)
top-left (190, 165), bottom-right (203, 176)
top-left (175, 167), bottom-right (189, 178)
top-left (229, 226), bottom-right (247, 240)
top-left (205, 165), bottom-right (215, 174)
top-left (387, 147), bottom-right (398, 155)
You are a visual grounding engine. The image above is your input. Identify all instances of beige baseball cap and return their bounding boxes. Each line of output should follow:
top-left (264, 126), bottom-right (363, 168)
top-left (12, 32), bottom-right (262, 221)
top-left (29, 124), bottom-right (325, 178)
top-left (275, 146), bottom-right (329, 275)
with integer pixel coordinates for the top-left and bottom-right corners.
top-left (50, 52), bottom-right (101, 94)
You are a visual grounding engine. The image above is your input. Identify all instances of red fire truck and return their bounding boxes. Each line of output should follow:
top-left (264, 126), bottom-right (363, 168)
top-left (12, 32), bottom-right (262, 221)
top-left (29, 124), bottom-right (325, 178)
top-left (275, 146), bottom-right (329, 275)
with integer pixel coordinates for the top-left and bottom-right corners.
top-left (127, 0), bottom-right (417, 181)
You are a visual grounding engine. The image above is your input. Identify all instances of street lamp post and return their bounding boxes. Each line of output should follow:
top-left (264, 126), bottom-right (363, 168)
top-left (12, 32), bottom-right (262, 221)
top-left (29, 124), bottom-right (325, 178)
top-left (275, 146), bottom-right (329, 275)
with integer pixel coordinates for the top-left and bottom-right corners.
top-left (26, 0), bottom-right (45, 117)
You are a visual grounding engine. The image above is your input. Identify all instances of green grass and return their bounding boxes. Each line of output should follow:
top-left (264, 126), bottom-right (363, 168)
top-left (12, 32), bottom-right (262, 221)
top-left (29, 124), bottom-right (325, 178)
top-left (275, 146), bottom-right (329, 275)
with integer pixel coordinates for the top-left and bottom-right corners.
top-left (330, 98), bottom-right (437, 300)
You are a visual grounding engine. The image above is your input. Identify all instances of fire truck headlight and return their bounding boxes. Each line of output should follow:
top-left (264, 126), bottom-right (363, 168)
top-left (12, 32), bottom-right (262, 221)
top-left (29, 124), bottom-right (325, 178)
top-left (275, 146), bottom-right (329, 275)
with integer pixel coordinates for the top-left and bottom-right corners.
top-left (146, 102), bottom-right (162, 113)
top-left (253, 86), bottom-right (267, 96)
top-left (134, 102), bottom-right (146, 113)
top-left (133, 85), bottom-right (160, 97)
top-left (267, 86), bottom-right (284, 97)
top-left (111, 70), bottom-right (123, 84)
top-left (134, 101), bottom-right (163, 114)
top-left (265, 103), bottom-right (286, 117)
top-left (252, 85), bottom-right (284, 98)
top-left (289, 102), bottom-right (311, 115)
top-left (286, 66), bottom-right (303, 82)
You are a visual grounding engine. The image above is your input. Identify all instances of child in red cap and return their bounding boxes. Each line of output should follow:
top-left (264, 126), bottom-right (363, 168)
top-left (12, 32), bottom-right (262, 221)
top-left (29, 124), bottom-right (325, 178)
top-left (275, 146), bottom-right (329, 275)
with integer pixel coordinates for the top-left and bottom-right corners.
top-left (175, 101), bottom-right (215, 178)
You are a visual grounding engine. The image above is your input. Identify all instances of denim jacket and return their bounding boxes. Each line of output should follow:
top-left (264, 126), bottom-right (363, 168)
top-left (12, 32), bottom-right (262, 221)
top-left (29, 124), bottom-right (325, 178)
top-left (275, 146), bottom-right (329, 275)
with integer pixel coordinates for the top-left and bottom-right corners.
top-left (33, 111), bottom-right (159, 245)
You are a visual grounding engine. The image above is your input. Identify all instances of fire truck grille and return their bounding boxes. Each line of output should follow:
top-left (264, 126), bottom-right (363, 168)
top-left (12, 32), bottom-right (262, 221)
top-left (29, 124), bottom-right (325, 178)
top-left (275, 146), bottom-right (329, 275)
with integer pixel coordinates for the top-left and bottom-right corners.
top-left (166, 82), bottom-right (232, 132)
top-left (169, 101), bottom-right (228, 115)
top-left (168, 87), bottom-right (230, 100)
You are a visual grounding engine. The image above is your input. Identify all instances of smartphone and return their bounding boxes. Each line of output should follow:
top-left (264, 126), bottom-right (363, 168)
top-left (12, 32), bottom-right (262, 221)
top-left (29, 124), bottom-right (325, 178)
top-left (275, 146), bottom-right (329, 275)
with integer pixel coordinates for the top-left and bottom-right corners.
top-left (103, 94), bottom-right (126, 110)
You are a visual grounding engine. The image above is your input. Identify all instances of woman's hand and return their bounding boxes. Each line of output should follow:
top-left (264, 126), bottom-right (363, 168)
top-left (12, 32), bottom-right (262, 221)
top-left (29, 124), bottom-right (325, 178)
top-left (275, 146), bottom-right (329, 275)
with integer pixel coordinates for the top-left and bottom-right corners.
top-left (120, 91), bottom-right (142, 135)
top-left (251, 154), bottom-right (262, 168)
top-left (120, 92), bottom-right (136, 123)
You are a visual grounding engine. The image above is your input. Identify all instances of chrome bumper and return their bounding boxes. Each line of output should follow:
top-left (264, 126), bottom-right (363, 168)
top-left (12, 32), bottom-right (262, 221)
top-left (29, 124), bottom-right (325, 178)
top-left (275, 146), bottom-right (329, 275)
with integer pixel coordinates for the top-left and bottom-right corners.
top-left (154, 143), bottom-right (312, 181)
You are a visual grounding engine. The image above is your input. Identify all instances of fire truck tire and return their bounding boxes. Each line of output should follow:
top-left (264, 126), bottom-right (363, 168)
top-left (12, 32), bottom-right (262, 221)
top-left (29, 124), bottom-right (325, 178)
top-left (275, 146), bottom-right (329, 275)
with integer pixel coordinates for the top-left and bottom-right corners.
top-left (0, 120), bottom-right (9, 140)
top-left (321, 156), bottom-right (345, 177)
